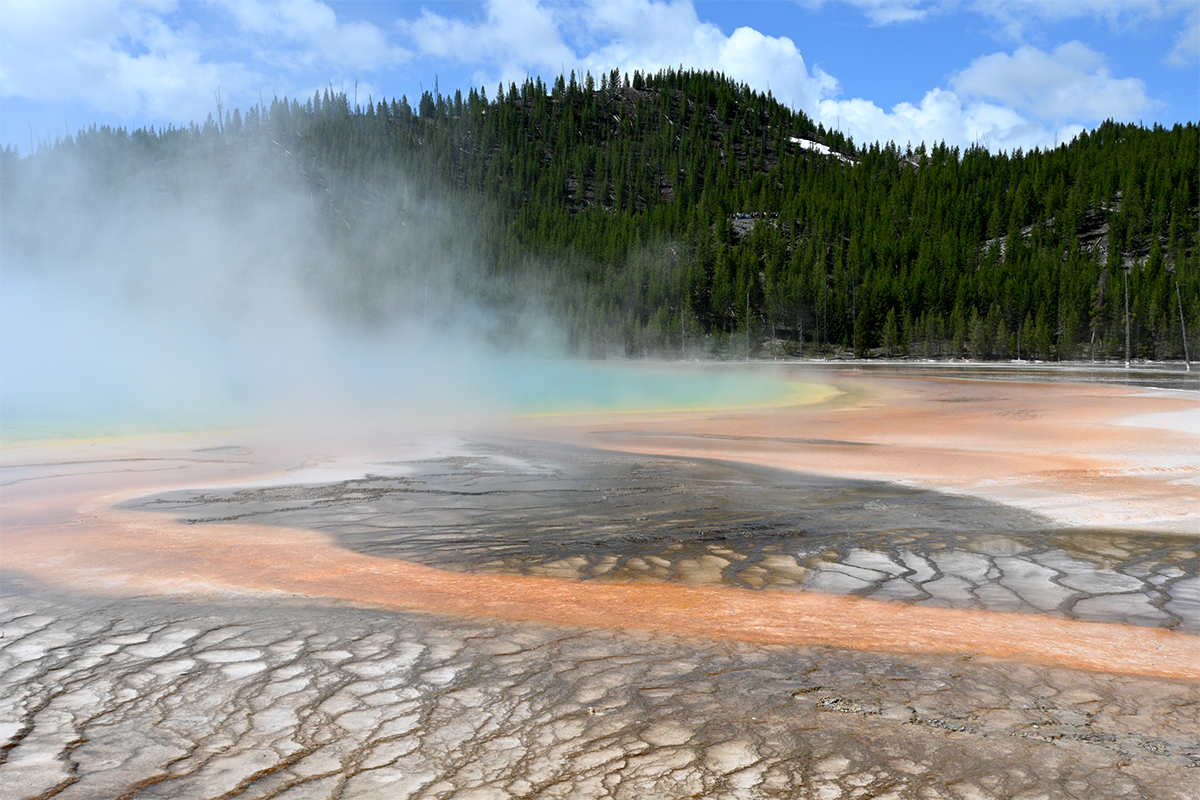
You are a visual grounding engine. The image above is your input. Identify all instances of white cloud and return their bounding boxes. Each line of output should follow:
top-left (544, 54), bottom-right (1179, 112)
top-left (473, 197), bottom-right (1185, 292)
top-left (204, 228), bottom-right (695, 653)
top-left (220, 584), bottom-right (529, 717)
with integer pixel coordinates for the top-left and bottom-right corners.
top-left (816, 89), bottom-right (1084, 152)
top-left (950, 42), bottom-right (1157, 121)
top-left (404, 0), bottom-right (837, 114)
top-left (711, 26), bottom-right (838, 108)
top-left (216, 0), bottom-right (410, 73)
top-left (825, 0), bottom-right (1198, 66)
top-left (0, 0), bottom-right (1183, 155)
top-left (827, 0), bottom-right (1192, 31)
top-left (0, 0), bottom-right (406, 125)
top-left (402, 0), bottom-right (575, 89)
top-left (578, 0), bottom-right (838, 109)
top-left (1166, 5), bottom-right (1200, 66)
top-left (796, 0), bottom-right (933, 25)
top-left (0, 0), bottom-right (240, 120)
top-left (814, 41), bottom-right (1150, 152)
top-left (845, 1), bottom-right (932, 25)
top-left (958, 0), bottom-right (1200, 70)
top-left (970, 0), bottom-right (1181, 29)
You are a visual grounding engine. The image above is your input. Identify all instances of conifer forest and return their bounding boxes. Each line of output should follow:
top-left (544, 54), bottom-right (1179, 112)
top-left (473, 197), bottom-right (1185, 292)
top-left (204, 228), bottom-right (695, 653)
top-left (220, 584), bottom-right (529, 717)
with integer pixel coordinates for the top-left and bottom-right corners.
top-left (3, 69), bottom-right (1197, 362)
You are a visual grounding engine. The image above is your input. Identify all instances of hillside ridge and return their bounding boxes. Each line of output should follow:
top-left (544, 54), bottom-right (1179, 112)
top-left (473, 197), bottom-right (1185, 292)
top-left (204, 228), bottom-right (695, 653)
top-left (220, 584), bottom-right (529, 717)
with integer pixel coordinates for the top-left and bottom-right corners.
top-left (3, 69), bottom-right (1196, 362)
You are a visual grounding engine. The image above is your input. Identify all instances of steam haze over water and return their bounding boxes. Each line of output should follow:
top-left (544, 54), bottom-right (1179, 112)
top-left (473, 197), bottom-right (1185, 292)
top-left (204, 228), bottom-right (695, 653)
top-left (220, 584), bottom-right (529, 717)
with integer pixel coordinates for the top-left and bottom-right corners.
top-left (1, 144), bottom-right (436, 431)
top-left (2, 1), bottom-right (1195, 439)
top-left (0, 143), bottom-right (798, 441)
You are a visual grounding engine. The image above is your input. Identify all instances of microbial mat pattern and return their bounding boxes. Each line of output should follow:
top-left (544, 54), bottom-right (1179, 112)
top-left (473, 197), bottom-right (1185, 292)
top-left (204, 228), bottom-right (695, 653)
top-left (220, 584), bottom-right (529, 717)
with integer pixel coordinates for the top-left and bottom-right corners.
top-left (2, 370), bottom-right (1198, 799)
top-left (138, 446), bottom-right (1199, 633)
top-left (3, 577), bottom-right (1198, 800)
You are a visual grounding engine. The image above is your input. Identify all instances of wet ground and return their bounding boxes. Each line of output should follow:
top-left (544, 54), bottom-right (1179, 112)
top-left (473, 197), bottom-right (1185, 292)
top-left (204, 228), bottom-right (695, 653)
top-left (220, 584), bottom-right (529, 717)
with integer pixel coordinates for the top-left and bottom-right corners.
top-left (132, 442), bottom-right (1199, 633)
top-left (793, 360), bottom-right (1200, 392)
top-left (3, 369), bottom-right (1198, 799)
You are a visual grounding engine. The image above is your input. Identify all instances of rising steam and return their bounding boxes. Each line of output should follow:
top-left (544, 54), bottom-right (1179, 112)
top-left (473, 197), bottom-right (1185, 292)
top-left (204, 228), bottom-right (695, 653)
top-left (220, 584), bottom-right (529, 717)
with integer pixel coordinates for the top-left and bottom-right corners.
top-left (0, 136), bottom-right (565, 433)
top-left (1, 132), bottom-right (798, 442)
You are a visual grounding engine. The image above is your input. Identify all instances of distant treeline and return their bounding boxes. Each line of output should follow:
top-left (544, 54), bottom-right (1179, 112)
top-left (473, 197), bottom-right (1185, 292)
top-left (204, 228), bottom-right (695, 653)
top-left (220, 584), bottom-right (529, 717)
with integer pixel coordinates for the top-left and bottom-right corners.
top-left (4, 68), bottom-right (1197, 361)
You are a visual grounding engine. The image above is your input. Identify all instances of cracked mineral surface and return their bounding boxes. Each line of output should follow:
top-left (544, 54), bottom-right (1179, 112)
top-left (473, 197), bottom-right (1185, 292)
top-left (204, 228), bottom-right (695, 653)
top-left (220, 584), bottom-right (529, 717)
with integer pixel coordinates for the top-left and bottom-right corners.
top-left (2, 367), bottom-right (1198, 799)
top-left (133, 445), bottom-right (1198, 633)
top-left (3, 574), bottom-right (1199, 800)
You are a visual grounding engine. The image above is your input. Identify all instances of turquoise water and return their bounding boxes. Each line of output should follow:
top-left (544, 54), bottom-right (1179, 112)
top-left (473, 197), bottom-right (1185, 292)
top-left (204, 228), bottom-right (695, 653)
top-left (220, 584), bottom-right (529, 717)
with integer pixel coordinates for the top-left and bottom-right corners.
top-left (0, 412), bottom-right (231, 446)
top-left (1, 361), bottom-right (815, 445)
top-left (481, 361), bottom-right (812, 416)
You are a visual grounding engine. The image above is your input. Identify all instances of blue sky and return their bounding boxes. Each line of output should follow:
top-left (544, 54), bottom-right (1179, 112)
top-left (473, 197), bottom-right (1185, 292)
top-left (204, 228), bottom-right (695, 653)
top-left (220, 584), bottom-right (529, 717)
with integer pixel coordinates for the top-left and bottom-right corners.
top-left (1, 0), bottom-right (1197, 155)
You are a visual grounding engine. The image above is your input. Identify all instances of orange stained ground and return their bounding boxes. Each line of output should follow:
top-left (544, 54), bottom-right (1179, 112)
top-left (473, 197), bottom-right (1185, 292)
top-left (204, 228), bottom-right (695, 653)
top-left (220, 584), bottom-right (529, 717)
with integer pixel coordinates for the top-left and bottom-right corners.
top-left (3, 371), bottom-right (1198, 680)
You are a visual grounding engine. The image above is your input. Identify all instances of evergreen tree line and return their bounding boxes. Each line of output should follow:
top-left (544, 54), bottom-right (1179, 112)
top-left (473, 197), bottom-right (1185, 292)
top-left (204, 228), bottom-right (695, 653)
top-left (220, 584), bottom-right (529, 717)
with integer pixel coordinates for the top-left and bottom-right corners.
top-left (4, 68), bottom-right (1197, 361)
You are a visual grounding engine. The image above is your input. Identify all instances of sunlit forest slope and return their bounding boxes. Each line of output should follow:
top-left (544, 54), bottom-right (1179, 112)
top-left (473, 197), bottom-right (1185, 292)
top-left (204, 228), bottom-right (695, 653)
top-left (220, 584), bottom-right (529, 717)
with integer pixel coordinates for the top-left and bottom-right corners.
top-left (3, 69), bottom-right (1197, 360)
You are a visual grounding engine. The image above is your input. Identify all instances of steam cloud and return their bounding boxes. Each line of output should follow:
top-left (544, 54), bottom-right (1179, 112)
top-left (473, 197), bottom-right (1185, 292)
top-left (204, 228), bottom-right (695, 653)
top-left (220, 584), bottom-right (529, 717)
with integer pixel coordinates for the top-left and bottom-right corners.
top-left (0, 139), bottom-right (569, 435)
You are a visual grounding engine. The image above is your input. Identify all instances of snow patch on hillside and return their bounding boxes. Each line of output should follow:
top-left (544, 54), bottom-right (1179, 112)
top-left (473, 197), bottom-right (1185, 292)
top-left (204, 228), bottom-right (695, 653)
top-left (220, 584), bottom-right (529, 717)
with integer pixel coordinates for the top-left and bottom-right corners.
top-left (791, 137), bottom-right (856, 164)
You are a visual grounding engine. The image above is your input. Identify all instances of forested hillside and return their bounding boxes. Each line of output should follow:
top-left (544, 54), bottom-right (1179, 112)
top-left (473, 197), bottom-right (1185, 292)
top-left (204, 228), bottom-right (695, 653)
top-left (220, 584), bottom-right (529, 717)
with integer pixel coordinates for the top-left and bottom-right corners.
top-left (4, 69), bottom-right (1197, 361)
